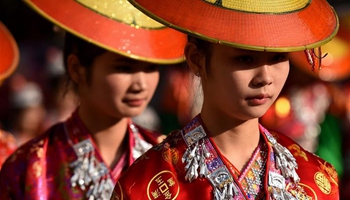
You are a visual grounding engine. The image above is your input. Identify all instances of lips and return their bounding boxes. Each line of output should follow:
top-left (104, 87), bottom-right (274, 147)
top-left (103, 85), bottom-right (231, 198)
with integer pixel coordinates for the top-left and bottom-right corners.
top-left (246, 93), bottom-right (271, 106)
top-left (123, 98), bottom-right (146, 107)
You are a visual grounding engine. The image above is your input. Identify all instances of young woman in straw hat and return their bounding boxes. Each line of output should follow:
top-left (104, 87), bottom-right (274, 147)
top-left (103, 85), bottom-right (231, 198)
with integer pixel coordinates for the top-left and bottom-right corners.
top-left (0, 0), bottom-right (186, 199)
top-left (111, 0), bottom-right (339, 199)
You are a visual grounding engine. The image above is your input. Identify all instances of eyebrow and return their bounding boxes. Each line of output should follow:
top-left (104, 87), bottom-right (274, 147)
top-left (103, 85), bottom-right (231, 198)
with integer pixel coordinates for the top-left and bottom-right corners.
top-left (112, 57), bottom-right (138, 63)
top-left (228, 48), bottom-right (256, 54)
top-left (232, 49), bottom-right (288, 55)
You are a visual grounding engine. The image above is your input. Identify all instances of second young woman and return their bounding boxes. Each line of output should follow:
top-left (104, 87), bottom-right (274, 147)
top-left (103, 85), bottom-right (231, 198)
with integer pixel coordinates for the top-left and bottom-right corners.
top-left (0, 0), bottom-right (186, 199)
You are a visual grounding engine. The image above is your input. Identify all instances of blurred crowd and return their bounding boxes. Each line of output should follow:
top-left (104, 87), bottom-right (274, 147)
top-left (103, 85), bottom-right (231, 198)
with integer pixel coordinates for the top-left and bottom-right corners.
top-left (0, 0), bottom-right (349, 199)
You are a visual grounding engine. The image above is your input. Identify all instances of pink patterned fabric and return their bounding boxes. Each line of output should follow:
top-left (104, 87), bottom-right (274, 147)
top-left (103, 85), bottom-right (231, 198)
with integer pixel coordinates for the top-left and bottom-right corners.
top-left (0, 110), bottom-right (160, 199)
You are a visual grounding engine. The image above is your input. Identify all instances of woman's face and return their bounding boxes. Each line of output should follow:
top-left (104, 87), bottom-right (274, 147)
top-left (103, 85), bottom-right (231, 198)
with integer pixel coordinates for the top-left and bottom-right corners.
top-left (200, 43), bottom-right (290, 121)
top-left (78, 51), bottom-right (159, 119)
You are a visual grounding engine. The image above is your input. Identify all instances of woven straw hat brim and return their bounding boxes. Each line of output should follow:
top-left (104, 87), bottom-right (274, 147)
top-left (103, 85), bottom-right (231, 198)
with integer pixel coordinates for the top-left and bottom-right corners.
top-left (128, 0), bottom-right (338, 52)
top-left (0, 22), bottom-right (19, 82)
top-left (24, 0), bottom-right (187, 64)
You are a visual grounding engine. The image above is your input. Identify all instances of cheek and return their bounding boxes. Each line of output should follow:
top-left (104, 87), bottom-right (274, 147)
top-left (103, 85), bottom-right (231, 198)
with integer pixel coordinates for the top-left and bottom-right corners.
top-left (223, 71), bottom-right (249, 93)
top-left (103, 75), bottom-right (128, 96)
top-left (275, 63), bottom-right (290, 87)
top-left (207, 72), bottom-right (244, 104)
top-left (147, 72), bottom-right (160, 92)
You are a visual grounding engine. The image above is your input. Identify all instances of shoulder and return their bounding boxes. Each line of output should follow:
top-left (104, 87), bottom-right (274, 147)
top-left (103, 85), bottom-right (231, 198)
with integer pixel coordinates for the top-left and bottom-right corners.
top-left (115, 130), bottom-right (185, 199)
top-left (271, 131), bottom-right (323, 163)
top-left (272, 131), bottom-right (339, 199)
top-left (123, 130), bottom-right (184, 175)
top-left (273, 131), bottom-right (336, 171)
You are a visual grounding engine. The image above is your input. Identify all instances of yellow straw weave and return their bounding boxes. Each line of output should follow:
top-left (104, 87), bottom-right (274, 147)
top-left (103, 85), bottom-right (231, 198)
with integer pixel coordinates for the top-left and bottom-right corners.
top-left (204, 0), bottom-right (310, 13)
top-left (77, 0), bottom-right (164, 28)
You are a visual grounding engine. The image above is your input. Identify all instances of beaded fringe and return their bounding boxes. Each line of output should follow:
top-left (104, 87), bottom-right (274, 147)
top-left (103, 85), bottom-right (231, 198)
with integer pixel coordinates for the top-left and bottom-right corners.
top-left (70, 139), bottom-right (114, 200)
top-left (69, 124), bottom-right (152, 200)
top-left (304, 47), bottom-right (327, 72)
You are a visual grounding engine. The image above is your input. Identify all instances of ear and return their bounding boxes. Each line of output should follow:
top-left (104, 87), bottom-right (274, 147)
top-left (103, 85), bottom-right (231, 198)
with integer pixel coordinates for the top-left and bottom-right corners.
top-left (184, 42), bottom-right (206, 76)
top-left (67, 54), bottom-right (86, 85)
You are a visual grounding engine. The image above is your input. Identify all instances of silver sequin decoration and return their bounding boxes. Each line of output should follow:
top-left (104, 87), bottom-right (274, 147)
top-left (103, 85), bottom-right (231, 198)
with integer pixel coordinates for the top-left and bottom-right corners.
top-left (70, 124), bottom-right (152, 199)
top-left (70, 139), bottom-right (114, 199)
top-left (181, 126), bottom-right (242, 200)
top-left (266, 134), bottom-right (300, 199)
top-left (130, 124), bottom-right (152, 159)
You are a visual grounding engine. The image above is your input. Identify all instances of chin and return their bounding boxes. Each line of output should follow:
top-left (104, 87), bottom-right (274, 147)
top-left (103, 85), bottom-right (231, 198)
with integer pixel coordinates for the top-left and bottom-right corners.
top-left (122, 109), bottom-right (144, 118)
top-left (244, 107), bottom-right (270, 120)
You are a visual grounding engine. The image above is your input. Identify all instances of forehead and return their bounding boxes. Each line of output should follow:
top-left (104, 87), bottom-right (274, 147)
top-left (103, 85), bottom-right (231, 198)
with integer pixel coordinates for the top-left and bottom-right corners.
top-left (94, 51), bottom-right (142, 66)
top-left (211, 43), bottom-right (255, 55)
top-left (93, 51), bottom-right (156, 69)
top-left (210, 43), bottom-right (287, 57)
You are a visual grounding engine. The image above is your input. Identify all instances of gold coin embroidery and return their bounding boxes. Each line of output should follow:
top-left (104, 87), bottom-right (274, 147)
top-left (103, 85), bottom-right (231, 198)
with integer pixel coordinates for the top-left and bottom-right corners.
top-left (147, 170), bottom-right (180, 200)
top-left (314, 172), bottom-right (331, 194)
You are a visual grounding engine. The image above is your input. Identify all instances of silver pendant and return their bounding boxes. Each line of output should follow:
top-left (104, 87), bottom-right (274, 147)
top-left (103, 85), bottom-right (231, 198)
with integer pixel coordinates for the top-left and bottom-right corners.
top-left (265, 133), bottom-right (302, 200)
top-left (210, 168), bottom-right (239, 200)
top-left (269, 172), bottom-right (285, 190)
top-left (181, 125), bottom-right (242, 199)
top-left (131, 124), bottom-right (152, 159)
top-left (70, 139), bottom-right (114, 199)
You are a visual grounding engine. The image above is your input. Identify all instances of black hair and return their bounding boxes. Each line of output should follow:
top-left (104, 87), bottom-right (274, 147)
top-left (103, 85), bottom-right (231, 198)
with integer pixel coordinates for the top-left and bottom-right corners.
top-left (187, 35), bottom-right (212, 55)
top-left (187, 35), bottom-right (212, 72)
top-left (62, 32), bottom-right (106, 93)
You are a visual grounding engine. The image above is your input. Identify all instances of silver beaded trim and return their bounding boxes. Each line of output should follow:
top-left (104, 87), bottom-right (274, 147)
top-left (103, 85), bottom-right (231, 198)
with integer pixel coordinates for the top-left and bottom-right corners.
top-left (70, 139), bottom-right (114, 200)
top-left (181, 125), bottom-right (243, 200)
top-left (265, 134), bottom-right (300, 200)
top-left (181, 122), bottom-right (303, 200)
top-left (130, 124), bottom-right (152, 159)
top-left (69, 123), bottom-right (152, 200)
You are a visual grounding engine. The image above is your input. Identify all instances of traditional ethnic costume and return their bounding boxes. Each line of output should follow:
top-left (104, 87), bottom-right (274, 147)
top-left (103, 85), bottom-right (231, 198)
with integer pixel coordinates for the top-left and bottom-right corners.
top-left (0, 21), bottom-right (20, 169)
top-left (112, 115), bottom-right (339, 200)
top-left (110, 0), bottom-right (339, 199)
top-left (0, 110), bottom-right (161, 199)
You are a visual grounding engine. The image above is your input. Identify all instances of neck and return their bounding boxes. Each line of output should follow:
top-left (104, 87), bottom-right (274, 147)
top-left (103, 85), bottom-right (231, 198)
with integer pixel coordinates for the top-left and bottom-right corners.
top-left (200, 106), bottom-right (261, 171)
top-left (78, 105), bottom-right (129, 168)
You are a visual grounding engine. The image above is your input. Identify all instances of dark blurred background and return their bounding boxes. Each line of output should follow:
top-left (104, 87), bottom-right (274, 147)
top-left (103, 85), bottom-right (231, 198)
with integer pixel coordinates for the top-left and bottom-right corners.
top-left (1, 0), bottom-right (350, 198)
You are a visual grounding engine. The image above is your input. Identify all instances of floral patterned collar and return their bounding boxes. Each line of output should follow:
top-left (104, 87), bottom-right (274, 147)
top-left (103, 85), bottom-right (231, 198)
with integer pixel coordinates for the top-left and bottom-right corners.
top-left (181, 115), bottom-right (306, 200)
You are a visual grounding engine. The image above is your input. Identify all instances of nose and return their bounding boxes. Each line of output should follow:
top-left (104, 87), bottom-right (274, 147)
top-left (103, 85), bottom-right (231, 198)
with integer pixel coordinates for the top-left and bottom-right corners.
top-left (130, 72), bottom-right (147, 92)
top-left (252, 65), bottom-right (273, 87)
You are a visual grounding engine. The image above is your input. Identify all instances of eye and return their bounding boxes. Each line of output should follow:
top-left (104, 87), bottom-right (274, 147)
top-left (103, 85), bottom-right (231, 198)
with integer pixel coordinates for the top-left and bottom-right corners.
top-left (115, 65), bottom-right (132, 73)
top-left (271, 53), bottom-right (289, 63)
top-left (236, 55), bottom-right (254, 63)
top-left (145, 65), bottom-right (159, 72)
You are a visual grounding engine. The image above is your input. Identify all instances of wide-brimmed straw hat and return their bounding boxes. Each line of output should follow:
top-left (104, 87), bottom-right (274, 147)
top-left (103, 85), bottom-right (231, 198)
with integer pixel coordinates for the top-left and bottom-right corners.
top-left (127, 0), bottom-right (339, 52)
top-left (0, 22), bottom-right (19, 84)
top-left (23, 0), bottom-right (187, 64)
top-left (290, 15), bottom-right (350, 82)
